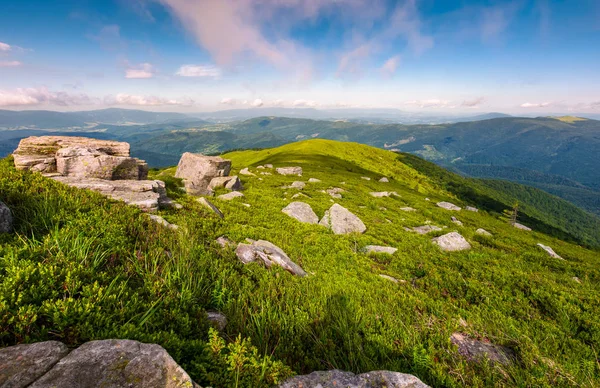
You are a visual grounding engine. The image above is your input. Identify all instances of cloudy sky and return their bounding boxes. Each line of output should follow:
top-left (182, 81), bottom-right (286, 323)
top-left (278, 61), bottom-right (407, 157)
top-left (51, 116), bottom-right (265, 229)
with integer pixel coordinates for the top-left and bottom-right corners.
top-left (1, 0), bottom-right (599, 113)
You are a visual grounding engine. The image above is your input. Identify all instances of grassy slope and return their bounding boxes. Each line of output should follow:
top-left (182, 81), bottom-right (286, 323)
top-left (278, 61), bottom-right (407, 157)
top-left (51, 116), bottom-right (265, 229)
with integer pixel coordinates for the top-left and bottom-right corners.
top-left (2, 139), bottom-right (600, 387)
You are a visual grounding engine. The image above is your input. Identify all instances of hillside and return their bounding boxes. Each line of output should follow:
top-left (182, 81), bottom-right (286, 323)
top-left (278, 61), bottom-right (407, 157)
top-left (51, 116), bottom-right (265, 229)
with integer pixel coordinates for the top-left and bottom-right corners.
top-left (2, 139), bottom-right (599, 387)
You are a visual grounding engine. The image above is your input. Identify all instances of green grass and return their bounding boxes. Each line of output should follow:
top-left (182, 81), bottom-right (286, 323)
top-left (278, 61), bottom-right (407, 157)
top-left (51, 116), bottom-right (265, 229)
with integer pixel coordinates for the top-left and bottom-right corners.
top-left (2, 139), bottom-right (600, 387)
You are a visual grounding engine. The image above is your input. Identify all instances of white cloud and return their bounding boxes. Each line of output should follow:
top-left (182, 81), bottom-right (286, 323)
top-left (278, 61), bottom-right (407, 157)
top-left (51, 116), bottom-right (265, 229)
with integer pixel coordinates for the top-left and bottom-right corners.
top-left (405, 99), bottom-right (452, 108)
top-left (520, 102), bottom-right (551, 108)
top-left (220, 97), bottom-right (238, 105)
top-left (0, 87), bottom-right (94, 107)
top-left (125, 63), bottom-right (155, 79)
top-left (0, 60), bottom-right (21, 67)
top-left (461, 97), bottom-right (485, 107)
top-left (293, 99), bottom-right (317, 107)
top-left (270, 99), bottom-right (285, 107)
top-left (251, 98), bottom-right (263, 107)
top-left (0, 42), bottom-right (11, 51)
top-left (176, 64), bottom-right (222, 78)
top-left (380, 55), bottom-right (400, 77)
top-left (105, 93), bottom-right (194, 106)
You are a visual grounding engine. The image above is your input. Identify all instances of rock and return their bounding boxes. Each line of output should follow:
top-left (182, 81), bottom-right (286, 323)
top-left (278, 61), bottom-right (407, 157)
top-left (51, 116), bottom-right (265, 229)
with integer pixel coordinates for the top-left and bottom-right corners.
top-left (537, 243), bottom-right (563, 259)
top-left (466, 206), bottom-right (479, 212)
top-left (216, 236), bottom-right (236, 248)
top-left (308, 178), bottom-right (321, 183)
top-left (282, 202), bottom-right (318, 224)
top-left (363, 245), bottom-right (397, 255)
top-left (279, 369), bottom-right (430, 388)
top-left (242, 203), bottom-right (251, 207)
top-left (218, 191), bottom-right (245, 201)
top-left (450, 333), bottom-right (514, 365)
top-left (265, 164), bottom-right (273, 168)
top-left (285, 181), bottom-right (305, 190)
top-left (260, 172), bottom-right (272, 175)
top-left (148, 214), bottom-right (178, 230)
top-left (326, 187), bottom-right (344, 199)
top-left (379, 274), bottom-right (402, 283)
top-left (369, 191), bottom-right (391, 197)
top-left (239, 167), bottom-right (255, 176)
top-left (257, 165), bottom-right (265, 169)
top-left (319, 204), bottom-right (366, 235)
top-left (451, 216), bottom-right (463, 226)
top-left (476, 228), bottom-right (492, 236)
top-left (432, 232), bottom-right (471, 251)
top-left (276, 167), bottom-right (302, 176)
top-left (197, 197), bottom-right (224, 218)
top-left (379, 177), bottom-right (389, 182)
top-left (361, 176), bottom-right (371, 181)
top-left (291, 193), bottom-right (309, 199)
top-left (0, 341), bottom-right (69, 388)
top-left (412, 225), bottom-right (442, 234)
top-left (513, 222), bottom-right (532, 231)
top-left (425, 197), bottom-right (430, 201)
top-left (400, 207), bottom-right (416, 212)
top-left (55, 147), bottom-right (147, 180)
top-left (437, 201), bottom-right (461, 211)
top-left (208, 175), bottom-right (242, 191)
top-left (572, 276), bottom-right (581, 283)
top-left (28, 339), bottom-right (196, 388)
top-left (0, 201), bottom-right (13, 233)
top-left (206, 311), bottom-right (227, 331)
top-left (175, 152), bottom-right (231, 195)
top-left (235, 240), bottom-right (307, 276)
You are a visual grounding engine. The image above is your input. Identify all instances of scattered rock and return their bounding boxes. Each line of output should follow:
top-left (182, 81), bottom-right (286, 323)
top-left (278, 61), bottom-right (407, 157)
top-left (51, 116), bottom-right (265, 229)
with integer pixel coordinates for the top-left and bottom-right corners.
top-left (218, 191), bottom-right (245, 201)
top-left (513, 222), bottom-right (532, 231)
top-left (451, 216), bottom-right (463, 226)
top-left (412, 225), bottom-right (442, 234)
top-left (361, 176), bottom-right (371, 181)
top-left (572, 276), bottom-right (581, 283)
top-left (239, 167), bottom-right (255, 176)
top-left (148, 214), bottom-right (179, 230)
top-left (379, 274), bottom-right (400, 283)
top-left (0, 201), bottom-right (13, 233)
top-left (379, 177), bottom-right (389, 182)
top-left (276, 166), bottom-right (302, 176)
top-left (241, 203), bottom-right (251, 207)
top-left (308, 178), bottom-right (321, 183)
top-left (437, 201), bottom-right (461, 211)
top-left (400, 207), bottom-right (416, 212)
top-left (537, 243), bottom-right (563, 259)
top-left (466, 206), bottom-right (479, 212)
top-left (260, 172), bottom-right (272, 175)
top-left (282, 202), bottom-right (318, 224)
top-left (450, 333), bottom-right (514, 365)
top-left (28, 340), bottom-right (196, 388)
top-left (476, 228), bottom-right (492, 236)
top-left (425, 197), bottom-right (430, 201)
top-left (291, 193), bottom-right (309, 199)
top-left (197, 197), bottom-right (224, 218)
top-left (432, 232), bottom-right (471, 251)
top-left (326, 187), bottom-right (344, 199)
top-left (0, 341), bottom-right (70, 388)
top-left (369, 191), bottom-right (391, 197)
top-left (287, 181), bottom-right (306, 190)
top-left (319, 204), bottom-right (366, 234)
top-left (235, 240), bottom-right (307, 276)
top-left (216, 236), bottom-right (236, 248)
top-left (264, 164), bottom-right (273, 168)
top-left (206, 311), bottom-right (227, 331)
top-left (279, 369), bottom-right (430, 388)
top-left (208, 175), bottom-right (243, 192)
top-left (175, 152), bottom-right (231, 195)
top-left (363, 245), bottom-right (397, 255)
top-left (256, 165), bottom-right (265, 169)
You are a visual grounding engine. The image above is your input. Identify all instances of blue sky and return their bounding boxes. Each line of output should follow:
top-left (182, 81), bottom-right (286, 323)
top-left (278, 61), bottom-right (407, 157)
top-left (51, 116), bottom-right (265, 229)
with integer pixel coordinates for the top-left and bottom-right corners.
top-left (0, 0), bottom-right (599, 113)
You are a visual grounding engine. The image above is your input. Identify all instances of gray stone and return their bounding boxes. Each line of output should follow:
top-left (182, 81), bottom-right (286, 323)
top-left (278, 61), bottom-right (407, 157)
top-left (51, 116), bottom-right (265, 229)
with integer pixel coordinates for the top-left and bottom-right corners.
top-left (216, 236), bottom-right (236, 248)
top-left (379, 177), bottom-right (389, 182)
top-left (148, 214), bottom-right (178, 230)
top-left (319, 204), bottom-right (366, 235)
top-left (451, 333), bottom-right (514, 365)
top-left (206, 311), bottom-right (227, 331)
top-left (286, 181), bottom-right (305, 190)
top-left (369, 192), bottom-right (391, 198)
top-left (466, 206), bottom-right (479, 212)
top-left (437, 201), bottom-right (461, 211)
top-left (217, 191), bottom-right (244, 201)
top-left (513, 222), bottom-right (532, 231)
top-left (361, 176), bottom-right (371, 181)
top-left (326, 187), bottom-right (344, 199)
top-left (197, 197), bottom-right (224, 218)
top-left (412, 225), bottom-right (442, 234)
top-left (432, 232), bottom-right (471, 251)
top-left (451, 216), bottom-right (463, 226)
top-left (0, 201), bottom-right (13, 233)
top-left (235, 240), bottom-right (307, 276)
top-left (291, 193), bottom-right (309, 199)
top-left (379, 274), bottom-right (401, 283)
top-left (308, 178), bottom-right (321, 183)
top-left (208, 176), bottom-right (242, 192)
top-left (476, 228), bottom-right (492, 236)
top-left (0, 341), bottom-right (69, 388)
top-left (400, 207), bottom-right (416, 212)
top-left (276, 166), bottom-right (302, 176)
top-left (175, 152), bottom-right (231, 195)
top-left (537, 243), bottom-right (563, 259)
top-left (55, 147), bottom-right (147, 180)
top-left (279, 369), bottom-right (430, 388)
top-left (256, 165), bottom-right (265, 169)
top-left (239, 167), bottom-right (255, 176)
top-left (29, 339), bottom-right (196, 388)
top-left (264, 164), bottom-right (274, 169)
top-left (572, 276), bottom-right (581, 283)
top-left (363, 245), bottom-right (397, 255)
top-left (282, 202), bottom-right (318, 224)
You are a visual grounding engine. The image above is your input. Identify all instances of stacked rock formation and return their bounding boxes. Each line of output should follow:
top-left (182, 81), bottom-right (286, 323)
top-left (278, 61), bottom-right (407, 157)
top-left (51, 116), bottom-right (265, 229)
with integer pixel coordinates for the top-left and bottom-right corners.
top-left (12, 136), bottom-right (170, 211)
top-left (175, 152), bottom-right (243, 196)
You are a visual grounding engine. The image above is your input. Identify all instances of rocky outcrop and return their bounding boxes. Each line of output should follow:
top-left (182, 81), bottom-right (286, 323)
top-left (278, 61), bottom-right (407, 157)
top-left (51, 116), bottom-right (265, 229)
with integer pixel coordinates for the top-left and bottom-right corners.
top-left (0, 341), bottom-right (69, 388)
top-left (197, 197), bottom-right (224, 218)
top-left (208, 176), bottom-right (242, 192)
top-left (282, 202), bottom-right (318, 224)
top-left (319, 204), bottom-right (366, 234)
top-left (451, 333), bottom-right (514, 365)
top-left (0, 201), bottom-right (13, 233)
top-left (537, 243), bottom-right (563, 259)
top-left (235, 240), bottom-right (307, 276)
top-left (175, 152), bottom-right (231, 195)
top-left (437, 201), bottom-right (461, 211)
top-left (279, 369), bottom-right (429, 388)
top-left (432, 232), bottom-right (471, 251)
top-left (276, 167), bottom-right (302, 176)
top-left (363, 245), bottom-right (397, 255)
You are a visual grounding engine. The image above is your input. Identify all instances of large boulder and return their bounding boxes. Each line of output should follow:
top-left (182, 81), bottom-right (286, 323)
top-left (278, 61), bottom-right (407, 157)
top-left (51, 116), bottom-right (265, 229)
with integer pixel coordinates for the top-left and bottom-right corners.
top-left (0, 341), bottom-right (69, 388)
top-left (235, 240), bottom-right (307, 276)
top-left (282, 202), bottom-right (318, 224)
top-left (175, 152), bottom-right (231, 195)
top-left (279, 370), bottom-right (429, 388)
top-left (0, 201), bottom-right (13, 233)
top-left (28, 339), bottom-right (196, 388)
top-left (319, 204), bottom-right (366, 234)
top-left (432, 232), bottom-right (471, 251)
top-left (450, 333), bottom-right (514, 365)
top-left (276, 166), bottom-right (302, 176)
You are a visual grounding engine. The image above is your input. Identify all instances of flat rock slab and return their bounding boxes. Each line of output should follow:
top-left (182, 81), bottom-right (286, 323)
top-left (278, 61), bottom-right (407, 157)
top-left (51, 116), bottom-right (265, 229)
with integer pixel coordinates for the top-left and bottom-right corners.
top-left (175, 152), bottom-right (231, 195)
top-left (279, 369), bottom-right (430, 388)
top-left (276, 167), bottom-right (302, 176)
top-left (29, 339), bottom-right (195, 388)
top-left (0, 201), bottom-right (13, 233)
top-left (432, 232), bottom-right (471, 251)
top-left (218, 191), bottom-right (244, 201)
top-left (412, 225), bottom-right (442, 234)
top-left (513, 222), bottom-right (532, 231)
top-left (451, 333), bottom-right (514, 366)
top-left (437, 201), bottom-right (461, 211)
top-left (537, 243), bottom-right (563, 259)
top-left (319, 204), bottom-right (366, 235)
top-left (235, 240), bottom-right (307, 276)
top-left (0, 341), bottom-right (69, 388)
top-left (197, 197), bottom-right (224, 218)
top-left (282, 202), bottom-right (318, 224)
top-left (364, 245), bottom-right (397, 255)
top-left (476, 228), bottom-right (492, 236)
